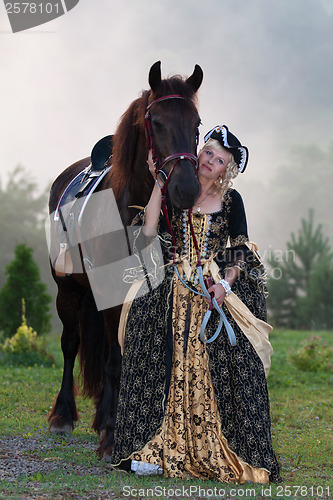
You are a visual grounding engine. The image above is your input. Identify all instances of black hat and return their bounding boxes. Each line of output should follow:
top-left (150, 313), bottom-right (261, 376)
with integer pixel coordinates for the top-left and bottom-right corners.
top-left (204, 125), bottom-right (248, 173)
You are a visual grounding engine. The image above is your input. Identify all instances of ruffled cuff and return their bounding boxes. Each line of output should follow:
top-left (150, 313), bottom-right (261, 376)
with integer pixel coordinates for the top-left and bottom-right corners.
top-left (123, 209), bottom-right (165, 287)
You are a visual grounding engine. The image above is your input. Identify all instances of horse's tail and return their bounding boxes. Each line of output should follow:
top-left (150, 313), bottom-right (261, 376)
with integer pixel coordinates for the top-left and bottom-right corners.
top-left (79, 291), bottom-right (107, 401)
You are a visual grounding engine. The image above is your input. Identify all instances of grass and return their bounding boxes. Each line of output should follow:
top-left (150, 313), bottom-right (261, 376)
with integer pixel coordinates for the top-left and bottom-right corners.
top-left (0, 330), bottom-right (332, 499)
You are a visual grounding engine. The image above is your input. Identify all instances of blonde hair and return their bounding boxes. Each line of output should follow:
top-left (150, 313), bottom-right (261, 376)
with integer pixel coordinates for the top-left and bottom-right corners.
top-left (199, 138), bottom-right (239, 199)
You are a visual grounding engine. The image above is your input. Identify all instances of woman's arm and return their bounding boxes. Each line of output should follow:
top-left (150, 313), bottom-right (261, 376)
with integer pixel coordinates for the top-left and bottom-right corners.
top-left (142, 182), bottom-right (162, 237)
top-left (207, 265), bottom-right (241, 307)
top-left (142, 150), bottom-right (163, 237)
top-left (208, 190), bottom-right (249, 307)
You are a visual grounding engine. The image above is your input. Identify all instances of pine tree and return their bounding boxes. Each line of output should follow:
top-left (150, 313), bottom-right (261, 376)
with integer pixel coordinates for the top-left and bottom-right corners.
top-left (267, 210), bottom-right (333, 329)
top-left (0, 166), bottom-right (48, 289)
top-left (0, 243), bottom-right (52, 338)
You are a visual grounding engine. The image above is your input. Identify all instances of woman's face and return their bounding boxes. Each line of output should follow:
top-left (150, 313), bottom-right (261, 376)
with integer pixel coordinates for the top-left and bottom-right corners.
top-left (198, 145), bottom-right (232, 181)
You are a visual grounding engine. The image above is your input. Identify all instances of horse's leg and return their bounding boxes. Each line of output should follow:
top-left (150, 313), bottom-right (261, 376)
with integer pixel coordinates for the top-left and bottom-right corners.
top-left (48, 279), bottom-right (83, 434)
top-left (95, 306), bottom-right (122, 460)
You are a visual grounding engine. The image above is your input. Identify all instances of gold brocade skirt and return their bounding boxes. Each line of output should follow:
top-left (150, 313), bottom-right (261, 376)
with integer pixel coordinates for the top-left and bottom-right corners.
top-left (132, 276), bottom-right (269, 484)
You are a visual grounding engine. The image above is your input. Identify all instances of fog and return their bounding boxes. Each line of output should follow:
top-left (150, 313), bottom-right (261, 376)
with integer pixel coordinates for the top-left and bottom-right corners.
top-left (1, 0), bottom-right (332, 253)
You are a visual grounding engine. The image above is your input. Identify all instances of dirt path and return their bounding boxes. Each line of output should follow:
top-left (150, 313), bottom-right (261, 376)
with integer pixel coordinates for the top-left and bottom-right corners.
top-left (0, 435), bottom-right (117, 499)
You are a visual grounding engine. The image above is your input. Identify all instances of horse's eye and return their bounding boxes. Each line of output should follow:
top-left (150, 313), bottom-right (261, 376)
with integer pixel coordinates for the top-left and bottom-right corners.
top-left (152, 119), bottom-right (164, 131)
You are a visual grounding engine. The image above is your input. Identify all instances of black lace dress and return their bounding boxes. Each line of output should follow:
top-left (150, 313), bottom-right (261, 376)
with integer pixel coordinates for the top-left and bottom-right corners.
top-left (110, 188), bottom-right (281, 483)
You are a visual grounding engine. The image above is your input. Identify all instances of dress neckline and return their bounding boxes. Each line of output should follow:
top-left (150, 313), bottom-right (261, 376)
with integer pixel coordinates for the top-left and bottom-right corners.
top-left (187, 188), bottom-right (233, 216)
top-left (192, 208), bottom-right (223, 216)
top-left (181, 207), bottom-right (223, 217)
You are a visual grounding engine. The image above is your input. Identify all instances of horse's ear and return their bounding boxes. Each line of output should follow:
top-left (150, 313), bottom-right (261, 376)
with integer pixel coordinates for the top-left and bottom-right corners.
top-left (149, 61), bottom-right (162, 92)
top-left (186, 64), bottom-right (204, 93)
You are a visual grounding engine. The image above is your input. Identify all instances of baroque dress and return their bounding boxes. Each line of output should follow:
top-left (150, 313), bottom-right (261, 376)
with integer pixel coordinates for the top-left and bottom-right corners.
top-left (110, 188), bottom-right (281, 483)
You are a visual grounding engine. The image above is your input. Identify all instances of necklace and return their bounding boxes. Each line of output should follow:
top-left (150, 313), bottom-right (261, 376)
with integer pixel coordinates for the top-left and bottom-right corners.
top-left (182, 210), bottom-right (212, 283)
top-left (196, 189), bottom-right (217, 213)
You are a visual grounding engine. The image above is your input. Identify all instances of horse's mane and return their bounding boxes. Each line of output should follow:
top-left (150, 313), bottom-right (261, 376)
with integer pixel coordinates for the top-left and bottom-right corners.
top-left (109, 90), bottom-right (150, 201)
top-left (108, 76), bottom-right (198, 202)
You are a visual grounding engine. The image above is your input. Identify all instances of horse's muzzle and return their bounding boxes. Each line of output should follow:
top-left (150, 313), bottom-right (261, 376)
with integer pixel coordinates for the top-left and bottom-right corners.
top-left (167, 162), bottom-right (200, 209)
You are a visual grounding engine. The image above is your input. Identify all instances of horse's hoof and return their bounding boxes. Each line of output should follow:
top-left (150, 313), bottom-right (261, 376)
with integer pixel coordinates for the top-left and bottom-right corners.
top-left (49, 424), bottom-right (73, 434)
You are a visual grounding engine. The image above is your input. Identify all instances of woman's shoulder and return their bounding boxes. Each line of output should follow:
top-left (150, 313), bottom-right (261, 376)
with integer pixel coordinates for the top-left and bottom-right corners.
top-left (228, 188), bottom-right (242, 201)
top-left (225, 188), bottom-right (244, 208)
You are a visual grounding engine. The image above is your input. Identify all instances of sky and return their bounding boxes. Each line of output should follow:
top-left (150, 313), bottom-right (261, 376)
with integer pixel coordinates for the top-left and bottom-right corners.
top-left (0, 0), bottom-right (332, 252)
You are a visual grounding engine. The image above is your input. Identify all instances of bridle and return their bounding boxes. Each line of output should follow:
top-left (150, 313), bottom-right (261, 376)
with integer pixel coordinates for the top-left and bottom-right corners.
top-left (144, 94), bottom-right (236, 347)
top-left (144, 93), bottom-right (200, 260)
top-left (145, 94), bottom-right (199, 252)
top-left (144, 94), bottom-right (199, 195)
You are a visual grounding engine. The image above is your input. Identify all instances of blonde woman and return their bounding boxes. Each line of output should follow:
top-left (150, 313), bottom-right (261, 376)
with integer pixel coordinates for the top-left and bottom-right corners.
top-left (111, 125), bottom-right (281, 484)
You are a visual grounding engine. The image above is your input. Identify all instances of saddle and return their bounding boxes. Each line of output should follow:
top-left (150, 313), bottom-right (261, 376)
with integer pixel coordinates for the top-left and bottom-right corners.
top-left (54, 135), bottom-right (113, 277)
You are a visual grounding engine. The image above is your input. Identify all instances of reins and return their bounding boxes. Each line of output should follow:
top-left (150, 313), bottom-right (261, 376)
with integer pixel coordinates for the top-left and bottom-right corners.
top-left (145, 94), bottom-right (236, 346)
top-left (187, 209), bottom-right (236, 346)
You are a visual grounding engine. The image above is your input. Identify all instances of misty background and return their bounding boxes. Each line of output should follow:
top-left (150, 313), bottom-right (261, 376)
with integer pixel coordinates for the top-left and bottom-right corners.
top-left (0, 0), bottom-right (332, 322)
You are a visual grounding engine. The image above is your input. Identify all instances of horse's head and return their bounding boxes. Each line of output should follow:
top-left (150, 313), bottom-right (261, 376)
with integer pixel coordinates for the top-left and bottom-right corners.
top-left (146, 61), bottom-right (203, 209)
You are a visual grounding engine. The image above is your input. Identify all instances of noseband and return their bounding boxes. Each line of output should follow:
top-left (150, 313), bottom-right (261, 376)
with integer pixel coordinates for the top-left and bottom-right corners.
top-left (144, 94), bottom-right (199, 193)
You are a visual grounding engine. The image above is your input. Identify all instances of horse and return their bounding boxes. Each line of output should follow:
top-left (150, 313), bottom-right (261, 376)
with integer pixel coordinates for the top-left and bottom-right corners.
top-left (47, 61), bottom-right (203, 459)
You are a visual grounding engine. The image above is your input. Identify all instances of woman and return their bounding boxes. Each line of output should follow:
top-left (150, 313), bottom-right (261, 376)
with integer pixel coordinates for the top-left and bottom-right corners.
top-left (110, 125), bottom-right (281, 483)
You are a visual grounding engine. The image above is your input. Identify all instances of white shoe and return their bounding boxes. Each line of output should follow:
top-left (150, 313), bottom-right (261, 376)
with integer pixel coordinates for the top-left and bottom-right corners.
top-left (131, 460), bottom-right (163, 476)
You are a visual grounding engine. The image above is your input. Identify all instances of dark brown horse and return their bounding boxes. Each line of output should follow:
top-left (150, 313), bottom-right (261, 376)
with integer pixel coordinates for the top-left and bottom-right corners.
top-left (47, 61), bottom-right (203, 458)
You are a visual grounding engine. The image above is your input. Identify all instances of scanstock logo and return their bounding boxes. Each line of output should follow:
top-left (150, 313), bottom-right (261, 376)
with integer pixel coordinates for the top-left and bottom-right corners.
top-left (4, 0), bottom-right (80, 33)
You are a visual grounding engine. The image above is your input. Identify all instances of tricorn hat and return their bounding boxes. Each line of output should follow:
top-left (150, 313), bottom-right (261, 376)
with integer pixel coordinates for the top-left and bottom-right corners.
top-left (204, 125), bottom-right (248, 173)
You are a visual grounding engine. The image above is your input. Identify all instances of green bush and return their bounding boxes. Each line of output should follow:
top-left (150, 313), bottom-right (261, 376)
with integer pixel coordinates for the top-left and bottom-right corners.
top-left (0, 299), bottom-right (55, 367)
top-left (0, 243), bottom-right (52, 338)
top-left (288, 335), bottom-right (333, 373)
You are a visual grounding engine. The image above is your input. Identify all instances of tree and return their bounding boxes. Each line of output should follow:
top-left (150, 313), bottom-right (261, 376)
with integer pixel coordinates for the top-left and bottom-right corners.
top-left (267, 209), bottom-right (333, 330)
top-left (0, 243), bottom-right (52, 339)
top-left (255, 141), bottom-right (333, 253)
top-left (0, 166), bottom-right (49, 289)
top-left (0, 166), bottom-right (59, 329)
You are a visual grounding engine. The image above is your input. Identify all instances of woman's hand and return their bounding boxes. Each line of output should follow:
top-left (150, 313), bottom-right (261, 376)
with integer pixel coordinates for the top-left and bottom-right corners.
top-left (147, 150), bottom-right (155, 177)
top-left (207, 283), bottom-right (227, 308)
top-left (147, 150), bottom-right (165, 188)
